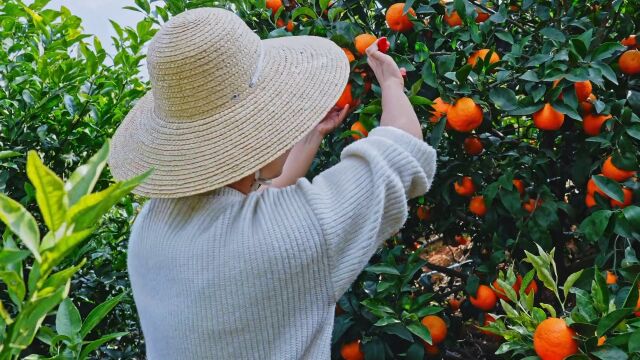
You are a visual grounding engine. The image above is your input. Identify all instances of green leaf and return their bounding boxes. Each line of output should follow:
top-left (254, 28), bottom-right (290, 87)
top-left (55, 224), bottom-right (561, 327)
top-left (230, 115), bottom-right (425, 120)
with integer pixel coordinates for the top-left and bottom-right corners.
top-left (405, 343), bottom-right (425, 360)
top-left (0, 151), bottom-right (21, 160)
top-left (623, 206), bottom-right (640, 231)
top-left (0, 271), bottom-right (25, 304)
top-left (67, 170), bottom-right (151, 231)
top-left (596, 308), bottom-right (633, 336)
top-left (593, 175), bottom-right (625, 202)
top-left (415, 306), bottom-right (443, 317)
top-left (319, 0), bottom-right (330, 11)
top-left (563, 270), bottom-right (583, 301)
top-left (489, 88), bottom-right (518, 111)
top-left (407, 321), bottom-right (432, 344)
top-left (291, 6), bottom-right (317, 20)
top-left (592, 346), bottom-right (629, 360)
top-left (591, 42), bottom-right (626, 62)
top-left (80, 293), bottom-right (126, 338)
top-left (78, 332), bottom-right (128, 359)
top-left (0, 194), bottom-right (40, 262)
top-left (56, 298), bottom-right (82, 340)
top-left (364, 264), bottom-right (400, 275)
top-left (629, 329), bottom-right (640, 353)
top-left (40, 228), bottom-right (94, 276)
top-left (65, 140), bottom-right (110, 206)
top-left (373, 316), bottom-right (401, 326)
top-left (578, 210), bottom-right (612, 243)
top-left (26, 151), bottom-right (66, 233)
top-left (0, 249), bottom-right (30, 267)
top-left (540, 27), bottom-right (566, 42)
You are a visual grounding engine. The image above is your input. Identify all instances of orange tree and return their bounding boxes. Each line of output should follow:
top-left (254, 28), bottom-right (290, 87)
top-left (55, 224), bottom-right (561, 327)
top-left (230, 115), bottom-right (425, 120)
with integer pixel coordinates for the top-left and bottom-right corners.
top-left (6, 0), bottom-right (640, 358)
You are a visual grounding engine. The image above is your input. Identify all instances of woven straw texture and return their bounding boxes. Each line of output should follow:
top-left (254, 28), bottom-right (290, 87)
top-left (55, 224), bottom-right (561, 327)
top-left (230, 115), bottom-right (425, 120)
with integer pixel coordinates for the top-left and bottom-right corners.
top-left (108, 7), bottom-right (350, 198)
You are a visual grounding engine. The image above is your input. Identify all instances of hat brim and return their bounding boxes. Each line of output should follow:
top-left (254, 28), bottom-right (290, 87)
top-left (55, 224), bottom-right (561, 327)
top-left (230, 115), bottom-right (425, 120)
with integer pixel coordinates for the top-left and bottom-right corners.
top-left (108, 35), bottom-right (350, 198)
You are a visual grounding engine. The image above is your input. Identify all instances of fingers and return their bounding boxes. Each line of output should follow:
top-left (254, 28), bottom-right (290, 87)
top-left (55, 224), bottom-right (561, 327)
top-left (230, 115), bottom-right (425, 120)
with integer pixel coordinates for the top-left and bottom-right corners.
top-left (365, 40), bottom-right (379, 57)
top-left (339, 104), bottom-right (350, 119)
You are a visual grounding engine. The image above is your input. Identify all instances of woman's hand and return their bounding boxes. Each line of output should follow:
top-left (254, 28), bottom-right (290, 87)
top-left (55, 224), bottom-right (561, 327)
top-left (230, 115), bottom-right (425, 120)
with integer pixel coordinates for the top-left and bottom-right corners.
top-left (314, 104), bottom-right (350, 137)
top-left (365, 41), bottom-right (404, 90)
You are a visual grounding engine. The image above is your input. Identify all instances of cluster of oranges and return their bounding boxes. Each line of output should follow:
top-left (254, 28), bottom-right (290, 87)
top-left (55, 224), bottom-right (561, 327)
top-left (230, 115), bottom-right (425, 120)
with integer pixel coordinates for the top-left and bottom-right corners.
top-left (585, 155), bottom-right (636, 208)
top-left (451, 176), bottom-right (535, 218)
top-left (265, 0), bottom-right (294, 32)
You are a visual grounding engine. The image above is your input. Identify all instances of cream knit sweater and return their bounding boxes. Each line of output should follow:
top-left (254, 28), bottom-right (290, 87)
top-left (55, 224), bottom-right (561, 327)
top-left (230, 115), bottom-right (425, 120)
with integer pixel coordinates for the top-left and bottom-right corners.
top-left (127, 126), bottom-right (437, 359)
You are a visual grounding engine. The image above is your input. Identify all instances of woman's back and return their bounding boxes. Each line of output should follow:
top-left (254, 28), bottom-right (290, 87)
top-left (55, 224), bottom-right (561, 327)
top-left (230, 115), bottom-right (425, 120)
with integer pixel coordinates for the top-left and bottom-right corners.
top-left (127, 126), bottom-right (436, 359)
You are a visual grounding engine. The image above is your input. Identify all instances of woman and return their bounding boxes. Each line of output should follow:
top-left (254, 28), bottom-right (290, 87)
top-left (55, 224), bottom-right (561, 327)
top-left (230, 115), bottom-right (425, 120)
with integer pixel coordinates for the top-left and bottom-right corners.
top-left (108, 7), bottom-right (437, 360)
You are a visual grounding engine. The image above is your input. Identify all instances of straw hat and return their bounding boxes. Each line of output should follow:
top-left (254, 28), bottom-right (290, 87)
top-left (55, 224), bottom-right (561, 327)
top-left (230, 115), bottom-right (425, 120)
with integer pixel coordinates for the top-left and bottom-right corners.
top-left (108, 7), bottom-right (350, 198)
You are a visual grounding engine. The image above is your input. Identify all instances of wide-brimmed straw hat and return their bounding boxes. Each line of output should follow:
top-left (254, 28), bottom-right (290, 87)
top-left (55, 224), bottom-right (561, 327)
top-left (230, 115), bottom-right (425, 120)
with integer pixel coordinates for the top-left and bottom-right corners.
top-left (108, 7), bottom-right (350, 198)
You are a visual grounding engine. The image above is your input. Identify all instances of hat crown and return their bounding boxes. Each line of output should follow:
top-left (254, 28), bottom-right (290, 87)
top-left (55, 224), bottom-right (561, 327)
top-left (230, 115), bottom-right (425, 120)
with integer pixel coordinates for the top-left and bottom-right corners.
top-left (146, 8), bottom-right (261, 121)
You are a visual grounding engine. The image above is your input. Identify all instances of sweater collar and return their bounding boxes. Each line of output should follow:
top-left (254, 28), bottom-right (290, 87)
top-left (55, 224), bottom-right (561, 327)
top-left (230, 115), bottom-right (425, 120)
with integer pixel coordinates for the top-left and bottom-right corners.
top-left (211, 186), bottom-right (248, 199)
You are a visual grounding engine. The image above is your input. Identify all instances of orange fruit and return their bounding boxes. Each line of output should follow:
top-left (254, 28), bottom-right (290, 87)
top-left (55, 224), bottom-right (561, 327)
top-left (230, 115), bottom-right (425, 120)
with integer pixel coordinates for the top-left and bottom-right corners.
top-left (602, 156), bottom-right (636, 182)
top-left (464, 136), bottom-right (484, 155)
top-left (469, 284), bottom-right (497, 311)
top-left (533, 103), bottom-right (565, 131)
top-left (619, 50), bottom-right (640, 75)
top-left (454, 176), bottom-right (476, 196)
top-left (606, 271), bottom-right (618, 285)
top-left (467, 49), bottom-right (500, 67)
top-left (448, 297), bottom-right (462, 311)
top-left (479, 313), bottom-right (500, 337)
top-left (429, 97), bottom-right (450, 123)
top-left (513, 179), bottom-right (525, 196)
top-left (354, 34), bottom-right (378, 55)
top-left (421, 315), bottom-right (448, 344)
top-left (523, 198), bottom-right (543, 213)
top-left (587, 177), bottom-right (608, 199)
top-left (340, 340), bottom-right (364, 360)
top-left (635, 289), bottom-right (640, 316)
top-left (469, 195), bottom-right (487, 216)
top-left (622, 35), bottom-right (637, 48)
top-left (417, 205), bottom-right (431, 220)
top-left (533, 318), bottom-right (578, 360)
top-left (475, 9), bottom-right (490, 23)
top-left (444, 10), bottom-right (462, 27)
top-left (386, 3), bottom-right (416, 32)
top-left (492, 277), bottom-right (520, 302)
top-left (579, 93), bottom-right (596, 114)
top-left (455, 234), bottom-right (471, 246)
top-left (342, 48), bottom-right (355, 63)
top-left (286, 20), bottom-right (294, 32)
top-left (447, 97), bottom-right (484, 132)
top-left (582, 113), bottom-right (612, 136)
top-left (336, 83), bottom-right (354, 108)
top-left (585, 193), bottom-right (597, 208)
top-left (524, 278), bottom-right (539, 295)
top-left (351, 121), bottom-right (368, 140)
top-left (574, 80), bottom-right (592, 102)
top-left (611, 187), bottom-right (633, 208)
top-left (423, 342), bottom-right (439, 357)
top-left (598, 336), bottom-right (607, 346)
top-left (266, 0), bottom-right (283, 15)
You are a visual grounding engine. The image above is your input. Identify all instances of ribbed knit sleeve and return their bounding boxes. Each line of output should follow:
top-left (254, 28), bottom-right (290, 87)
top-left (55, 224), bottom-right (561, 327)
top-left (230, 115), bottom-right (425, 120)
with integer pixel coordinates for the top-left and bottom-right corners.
top-left (294, 126), bottom-right (437, 301)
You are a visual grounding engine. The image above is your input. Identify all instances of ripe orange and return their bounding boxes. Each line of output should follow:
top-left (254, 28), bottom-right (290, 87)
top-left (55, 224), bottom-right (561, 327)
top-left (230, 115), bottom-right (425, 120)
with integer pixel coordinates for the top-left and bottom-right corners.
top-left (467, 49), bottom-right (500, 67)
top-left (492, 278), bottom-right (519, 302)
top-left (266, 0), bottom-right (283, 15)
top-left (587, 177), bottom-right (607, 199)
top-left (635, 289), bottom-right (640, 317)
top-left (574, 80), bottom-right (592, 102)
top-left (423, 342), bottom-right (439, 357)
top-left (421, 315), bottom-right (448, 344)
top-left (444, 10), bottom-right (462, 27)
top-left (585, 193), bottom-right (596, 208)
top-left (475, 9), bottom-right (490, 23)
top-left (351, 121), bottom-right (368, 140)
top-left (386, 3), bottom-right (416, 32)
top-left (533, 103), bottom-right (565, 131)
top-left (464, 136), bottom-right (484, 155)
top-left (429, 97), bottom-right (450, 123)
top-left (455, 234), bottom-right (471, 246)
top-left (523, 198), bottom-right (543, 213)
top-left (454, 176), bottom-right (476, 196)
top-left (469, 195), bottom-right (487, 216)
top-left (533, 318), bottom-right (578, 360)
top-left (598, 336), bottom-right (607, 346)
top-left (513, 179), bottom-right (525, 196)
top-left (606, 271), bottom-right (618, 285)
top-left (417, 205), bottom-right (431, 220)
top-left (582, 113), bottom-right (612, 136)
top-left (469, 284), bottom-right (497, 311)
top-left (524, 278), bottom-right (539, 295)
top-left (610, 188), bottom-right (633, 208)
top-left (340, 340), bottom-right (364, 360)
top-left (602, 156), bottom-right (636, 182)
top-left (447, 97), bottom-right (484, 132)
top-left (354, 34), bottom-right (378, 55)
top-left (342, 48), bottom-right (355, 63)
top-left (579, 93), bottom-right (596, 114)
top-left (336, 83), bottom-right (354, 108)
top-left (619, 50), bottom-right (640, 75)
top-left (622, 35), bottom-right (637, 48)
top-left (448, 297), bottom-right (462, 311)
top-left (479, 313), bottom-right (499, 337)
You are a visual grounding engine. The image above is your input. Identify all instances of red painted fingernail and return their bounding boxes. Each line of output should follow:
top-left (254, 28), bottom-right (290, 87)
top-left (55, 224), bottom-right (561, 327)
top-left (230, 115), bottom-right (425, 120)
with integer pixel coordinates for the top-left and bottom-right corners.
top-left (377, 37), bottom-right (390, 53)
